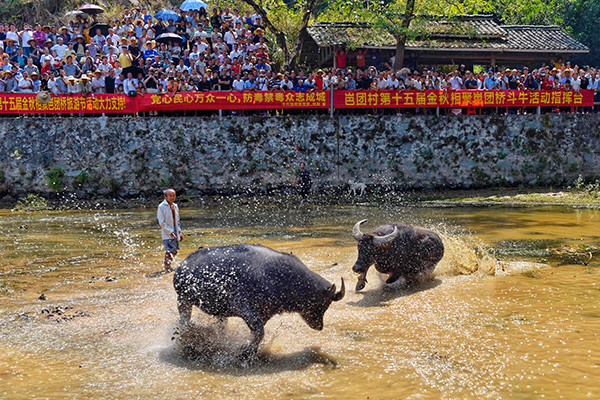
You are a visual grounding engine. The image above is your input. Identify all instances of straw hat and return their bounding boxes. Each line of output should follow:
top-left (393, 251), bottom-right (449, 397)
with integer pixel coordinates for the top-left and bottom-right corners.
top-left (36, 91), bottom-right (52, 104)
top-left (27, 38), bottom-right (38, 45)
top-left (93, 70), bottom-right (102, 75)
top-left (30, 71), bottom-right (39, 77)
top-left (5, 37), bottom-right (17, 43)
top-left (134, 19), bottom-right (144, 25)
top-left (119, 37), bottom-right (129, 45)
top-left (2, 70), bottom-right (13, 76)
top-left (129, 38), bottom-right (138, 44)
top-left (80, 74), bottom-right (90, 80)
top-left (253, 28), bottom-right (265, 35)
top-left (60, 26), bottom-right (69, 32)
top-left (67, 76), bottom-right (76, 81)
top-left (145, 40), bottom-right (155, 48)
top-left (45, 38), bottom-right (54, 45)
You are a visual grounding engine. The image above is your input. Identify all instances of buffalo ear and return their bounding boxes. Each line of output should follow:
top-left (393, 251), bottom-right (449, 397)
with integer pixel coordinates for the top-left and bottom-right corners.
top-left (331, 278), bottom-right (345, 301)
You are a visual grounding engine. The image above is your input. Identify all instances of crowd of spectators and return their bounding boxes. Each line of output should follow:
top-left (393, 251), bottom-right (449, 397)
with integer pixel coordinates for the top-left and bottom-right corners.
top-left (0, 6), bottom-right (598, 110)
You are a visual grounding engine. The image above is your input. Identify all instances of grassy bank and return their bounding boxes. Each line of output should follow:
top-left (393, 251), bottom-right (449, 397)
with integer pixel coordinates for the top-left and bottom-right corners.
top-left (419, 175), bottom-right (600, 208)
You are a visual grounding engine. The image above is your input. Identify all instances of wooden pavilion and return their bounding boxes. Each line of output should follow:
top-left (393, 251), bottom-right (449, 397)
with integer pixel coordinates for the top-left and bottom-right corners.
top-left (301, 15), bottom-right (589, 69)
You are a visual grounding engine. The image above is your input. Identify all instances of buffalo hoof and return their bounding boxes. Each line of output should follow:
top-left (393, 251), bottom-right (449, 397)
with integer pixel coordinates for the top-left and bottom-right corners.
top-left (238, 344), bottom-right (258, 361)
top-left (355, 275), bottom-right (368, 291)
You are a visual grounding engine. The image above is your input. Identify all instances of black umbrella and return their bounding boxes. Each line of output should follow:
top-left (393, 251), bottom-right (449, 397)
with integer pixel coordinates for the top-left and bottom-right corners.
top-left (155, 33), bottom-right (183, 45)
top-left (122, 65), bottom-right (144, 77)
top-left (78, 4), bottom-right (105, 14)
top-left (90, 23), bottom-right (110, 36)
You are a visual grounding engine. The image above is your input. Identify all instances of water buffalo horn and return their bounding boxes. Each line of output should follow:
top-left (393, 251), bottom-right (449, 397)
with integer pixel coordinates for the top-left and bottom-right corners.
top-left (352, 219), bottom-right (368, 241)
top-left (331, 278), bottom-right (345, 301)
top-left (373, 226), bottom-right (399, 246)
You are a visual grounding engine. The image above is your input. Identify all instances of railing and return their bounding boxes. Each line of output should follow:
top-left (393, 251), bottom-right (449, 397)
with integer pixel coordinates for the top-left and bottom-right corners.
top-left (0, 89), bottom-right (594, 115)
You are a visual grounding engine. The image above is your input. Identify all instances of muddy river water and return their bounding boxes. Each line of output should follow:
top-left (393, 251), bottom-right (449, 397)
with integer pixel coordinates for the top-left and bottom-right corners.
top-left (0, 199), bottom-right (599, 399)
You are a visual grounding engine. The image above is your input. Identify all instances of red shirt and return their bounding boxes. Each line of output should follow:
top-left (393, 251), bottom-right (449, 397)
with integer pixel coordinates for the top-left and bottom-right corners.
top-left (336, 51), bottom-right (347, 69)
top-left (356, 53), bottom-right (365, 68)
top-left (315, 75), bottom-right (323, 90)
top-left (41, 63), bottom-right (52, 75)
top-left (541, 79), bottom-right (553, 90)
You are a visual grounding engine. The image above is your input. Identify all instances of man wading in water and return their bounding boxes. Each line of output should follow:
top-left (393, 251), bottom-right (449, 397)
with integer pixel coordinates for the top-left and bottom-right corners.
top-left (294, 162), bottom-right (312, 202)
top-left (157, 188), bottom-right (184, 272)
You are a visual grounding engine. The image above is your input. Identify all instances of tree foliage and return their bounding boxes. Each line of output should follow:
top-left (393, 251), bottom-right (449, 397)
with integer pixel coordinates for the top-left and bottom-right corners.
top-left (322, 0), bottom-right (491, 69)
top-left (215, 0), bottom-right (319, 69)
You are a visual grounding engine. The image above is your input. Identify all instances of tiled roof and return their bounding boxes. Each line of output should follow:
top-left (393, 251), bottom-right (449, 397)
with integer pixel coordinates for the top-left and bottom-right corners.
top-left (502, 26), bottom-right (589, 51)
top-left (414, 15), bottom-right (507, 39)
top-left (307, 18), bottom-right (589, 53)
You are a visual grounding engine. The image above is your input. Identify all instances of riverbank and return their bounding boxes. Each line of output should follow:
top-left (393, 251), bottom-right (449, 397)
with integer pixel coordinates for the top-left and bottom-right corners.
top-left (3, 185), bottom-right (600, 211)
top-left (2, 114), bottom-right (600, 201)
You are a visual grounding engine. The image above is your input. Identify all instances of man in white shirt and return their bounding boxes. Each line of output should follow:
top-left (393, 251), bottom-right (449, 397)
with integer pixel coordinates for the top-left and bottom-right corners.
top-left (107, 28), bottom-right (120, 45)
top-left (67, 76), bottom-right (80, 94)
top-left (449, 71), bottom-right (463, 90)
top-left (20, 24), bottom-right (34, 57)
top-left (232, 73), bottom-right (245, 91)
top-left (51, 37), bottom-right (68, 60)
top-left (386, 73), bottom-right (400, 89)
top-left (123, 71), bottom-right (138, 93)
top-left (157, 188), bottom-right (183, 272)
top-left (280, 75), bottom-right (293, 90)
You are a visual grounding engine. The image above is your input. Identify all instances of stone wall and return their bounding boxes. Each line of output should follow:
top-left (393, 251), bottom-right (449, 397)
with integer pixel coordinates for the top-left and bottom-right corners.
top-left (1, 114), bottom-right (599, 198)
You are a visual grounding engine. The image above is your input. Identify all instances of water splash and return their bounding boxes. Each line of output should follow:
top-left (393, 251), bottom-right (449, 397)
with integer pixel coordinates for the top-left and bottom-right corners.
top-left (433, 228), bottom-right (497, 276)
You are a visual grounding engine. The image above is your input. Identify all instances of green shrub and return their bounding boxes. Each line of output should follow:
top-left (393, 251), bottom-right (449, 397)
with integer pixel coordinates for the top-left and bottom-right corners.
top-left (73, 171), bottom-right (88, 189)
top-left (46, 167), bottom-right (64, 191)
top-left (12, 194), bottom-right (49, 212)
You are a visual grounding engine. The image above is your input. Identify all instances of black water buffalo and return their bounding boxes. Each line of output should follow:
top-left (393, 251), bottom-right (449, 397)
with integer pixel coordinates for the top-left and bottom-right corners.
top-left (351, 220), bottom-right (444, 291)
top-left (173, 244), bottom-right (345, 357)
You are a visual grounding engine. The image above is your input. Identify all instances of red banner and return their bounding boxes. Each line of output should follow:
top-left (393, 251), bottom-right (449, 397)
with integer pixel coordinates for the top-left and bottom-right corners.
top-left (334, 89), bottom-right (594, 108)
top-left (0, 89), bottom-right (593, 114)
top-left (137, 90), bottom-right (329, 111)
top-left (0, 93), bottom-right (136, 114)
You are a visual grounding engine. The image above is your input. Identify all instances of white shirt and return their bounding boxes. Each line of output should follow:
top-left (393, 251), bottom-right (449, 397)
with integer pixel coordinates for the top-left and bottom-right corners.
top-left (232, 78), bottom-right (245, 91)
top-left (450, 76), bottom-right (463, 90)
top-left (6, 31), bottom-right (18, 42)
top-left (224, 30), bottom-right (237, 45)
top-left (386, 78), bottom-right (399, 89)
top-left (98, 62), bottom-right (113, 75)
top-left (157, 199), bottom-right (180, 240)
top-left (21, 29), bottom-right (33, 48)
top-left (67, 82), bottom-right (80, 94)
top-left (51, 43), bottom-right (68, 60)
top-left (18, 77), bottom-right (33, 92)
top-left (123, 78), bottom-right (138, 92)
top-left (570, 77), bottom-right (581, 91)
top-left (280, 79), bottom-right (293, 90)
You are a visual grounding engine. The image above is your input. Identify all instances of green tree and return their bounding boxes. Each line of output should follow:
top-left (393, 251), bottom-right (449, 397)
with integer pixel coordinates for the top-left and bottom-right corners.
top-left (488, 0), bottom-right (600, 66)
top-left (325, 0), bottom-right (490, 70)
top-left (224, 0), bottom-right (320, 69)
top-left (562, 0), bottom-right (600, 66)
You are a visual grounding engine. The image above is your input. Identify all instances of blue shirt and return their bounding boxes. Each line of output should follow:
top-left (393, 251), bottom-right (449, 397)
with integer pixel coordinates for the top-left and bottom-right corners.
top-left (144, 49), bottom-right (159, 59)
top-left (244, 79), bottom-right (257, 90)
top-left (483, 76), bottom-right (496, 89)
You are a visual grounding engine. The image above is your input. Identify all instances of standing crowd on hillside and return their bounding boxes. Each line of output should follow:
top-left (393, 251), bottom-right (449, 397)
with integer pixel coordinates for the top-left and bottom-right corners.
top-left (0, 6), bottom-right (598, 112)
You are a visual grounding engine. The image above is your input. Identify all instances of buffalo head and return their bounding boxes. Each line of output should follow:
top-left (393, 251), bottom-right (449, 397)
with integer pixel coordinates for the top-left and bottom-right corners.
top-left (351, 219), bottom-right (398, 274)
top-left (300, 278), bottom-right (345, 330)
